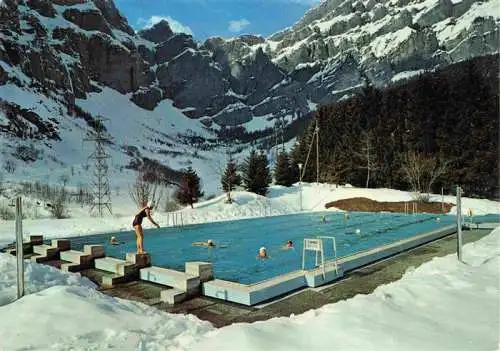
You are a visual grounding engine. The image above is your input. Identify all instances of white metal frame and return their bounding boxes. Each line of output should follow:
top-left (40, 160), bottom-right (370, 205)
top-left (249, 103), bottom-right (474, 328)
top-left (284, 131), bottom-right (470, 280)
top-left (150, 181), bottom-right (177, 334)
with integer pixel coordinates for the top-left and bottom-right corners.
top-left (317, 236), bottom-right (339, 274)
top-left (302, 238), bottom-right (325, 279)
top-left (166, 212), bottom-right (184, 228)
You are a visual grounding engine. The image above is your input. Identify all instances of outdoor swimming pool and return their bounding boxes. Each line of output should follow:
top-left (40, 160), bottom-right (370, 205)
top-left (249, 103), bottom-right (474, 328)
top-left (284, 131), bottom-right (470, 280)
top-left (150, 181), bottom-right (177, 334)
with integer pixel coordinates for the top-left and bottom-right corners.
top-left (70, 212), bottom-right (460, 284)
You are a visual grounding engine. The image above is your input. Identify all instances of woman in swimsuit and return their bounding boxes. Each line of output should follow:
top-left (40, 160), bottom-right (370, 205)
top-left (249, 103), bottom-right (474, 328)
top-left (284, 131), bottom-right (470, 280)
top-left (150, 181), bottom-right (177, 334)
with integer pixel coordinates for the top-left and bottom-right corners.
top-left (132, 202), bottom-right (160, 254)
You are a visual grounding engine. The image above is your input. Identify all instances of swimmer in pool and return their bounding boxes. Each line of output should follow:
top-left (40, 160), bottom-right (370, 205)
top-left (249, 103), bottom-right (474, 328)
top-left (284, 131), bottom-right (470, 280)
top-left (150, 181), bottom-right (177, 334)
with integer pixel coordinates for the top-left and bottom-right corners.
top-left (282, 240), bottom-right (294, 250)
top-left (257, 246), bottom-right (269, 259)
top-left (321, 215), bottom-right (327, 223)
top-left (109, 236), bottom-right (119, 245)
top-left (192, 239), bottom-right (216, 247)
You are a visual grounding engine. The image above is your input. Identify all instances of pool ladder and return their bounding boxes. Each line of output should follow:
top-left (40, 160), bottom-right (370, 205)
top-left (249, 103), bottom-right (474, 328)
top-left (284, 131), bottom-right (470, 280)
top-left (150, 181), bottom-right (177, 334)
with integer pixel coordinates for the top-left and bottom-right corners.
top-left (302, 236), bottom-right (339, 280)
top-left (404, 202), bottom-right (418, 215)
top-left (166, 212), bottom-right (184, 228)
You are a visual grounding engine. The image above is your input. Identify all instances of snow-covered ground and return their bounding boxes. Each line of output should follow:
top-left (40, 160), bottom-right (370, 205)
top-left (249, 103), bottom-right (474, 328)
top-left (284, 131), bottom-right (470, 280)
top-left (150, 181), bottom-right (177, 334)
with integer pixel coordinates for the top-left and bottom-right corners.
top-left (1, 182), bottom-right (498, 247)
top-left (0, 225), bottom-right (498, 350)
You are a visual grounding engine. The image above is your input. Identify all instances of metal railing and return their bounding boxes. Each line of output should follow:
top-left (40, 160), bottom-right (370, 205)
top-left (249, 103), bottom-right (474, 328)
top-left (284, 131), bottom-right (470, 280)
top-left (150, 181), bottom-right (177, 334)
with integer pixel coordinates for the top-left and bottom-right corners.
top-left (166, 212), bottom-right (184, 228)
top-left (302, 238), bottom-right (325, 279)
top-left (317, 236), bottom-right (339, 275)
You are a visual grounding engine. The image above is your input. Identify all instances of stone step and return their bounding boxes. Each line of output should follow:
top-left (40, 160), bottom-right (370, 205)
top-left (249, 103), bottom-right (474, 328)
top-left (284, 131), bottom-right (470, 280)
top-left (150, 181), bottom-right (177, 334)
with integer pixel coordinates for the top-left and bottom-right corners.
top-left (140, 266), bottom-right (200, 293)
top-left (60, 250), bottom-right (92, 265)
top-left (95, 257), bottom-right (136, 276)
top-left (160, 288), bottom-right (186, 304)
top-left (32, 244), bottom-right (59, 257)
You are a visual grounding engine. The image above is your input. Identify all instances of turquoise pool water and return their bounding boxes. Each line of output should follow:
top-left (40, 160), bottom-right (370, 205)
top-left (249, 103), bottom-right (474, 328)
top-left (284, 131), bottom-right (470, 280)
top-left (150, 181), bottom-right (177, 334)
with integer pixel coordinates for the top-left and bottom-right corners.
top-left (69, 211), bottom-right (463, 284)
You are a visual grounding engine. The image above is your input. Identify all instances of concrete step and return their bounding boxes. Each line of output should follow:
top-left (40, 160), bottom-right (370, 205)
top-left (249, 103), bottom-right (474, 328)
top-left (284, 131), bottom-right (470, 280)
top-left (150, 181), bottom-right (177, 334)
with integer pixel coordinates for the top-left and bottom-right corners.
top-left (95, 257), bottom-right (136, 276)
top-left (140, 266), bottom-right (200, 293)
top-left (101, 273), bottom-right (139, 288)
top-left (126, 253), bottom-right (151, 267)
top-left (83, 245), bottom-right (105, 258)
top-left (160, 288), bottom-right (186, 304)
top-left (30, 254), bottom-right (53, 263)
top-left (30, 235), bottom-right (44, 245)
top-left (60, 250), bottom-right (92, 265)
top-left (61, 262), bottom-right (83, 272)
top-left (32, 244), bottom-right (59, 257)
top-left (185, 262), bottom-right (213, 282)
top-left (51, 239), bottom-right (71, 251)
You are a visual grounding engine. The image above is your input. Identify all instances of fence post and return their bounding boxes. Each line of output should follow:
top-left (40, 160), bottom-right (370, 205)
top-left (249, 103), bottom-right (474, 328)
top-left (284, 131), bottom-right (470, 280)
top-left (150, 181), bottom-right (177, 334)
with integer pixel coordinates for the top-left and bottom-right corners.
top-left (441, 187), bottom-right (444, 213)
top-left (16, 197), bottom-right (25, 299)
top-left (456, 185), bottom-right (463, 261)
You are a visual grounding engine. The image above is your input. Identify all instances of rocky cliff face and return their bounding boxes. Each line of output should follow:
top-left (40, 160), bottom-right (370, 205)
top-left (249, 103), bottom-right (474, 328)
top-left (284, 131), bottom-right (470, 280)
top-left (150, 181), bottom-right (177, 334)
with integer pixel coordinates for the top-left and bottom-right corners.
top-left (0, 0), bottom-right (498, 166)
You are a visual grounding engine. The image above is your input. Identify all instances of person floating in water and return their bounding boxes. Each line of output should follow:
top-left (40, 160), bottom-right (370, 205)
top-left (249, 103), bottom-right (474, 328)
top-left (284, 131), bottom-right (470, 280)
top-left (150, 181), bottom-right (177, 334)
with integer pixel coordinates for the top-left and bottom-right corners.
top-left (282, 240), bottom-right (294, 250)
top-left (109, 236), bottom-right (119, 245)
top-left (344, 212), bottom-right (350, 220)
top-left (257, 246), bottom-right (269, 259)
top-left (321, 215), bottom-right (327, 223)
top-left (192, 239), bottom-right (216, 247)
top-left (132, 202), bottom-right (160, 254)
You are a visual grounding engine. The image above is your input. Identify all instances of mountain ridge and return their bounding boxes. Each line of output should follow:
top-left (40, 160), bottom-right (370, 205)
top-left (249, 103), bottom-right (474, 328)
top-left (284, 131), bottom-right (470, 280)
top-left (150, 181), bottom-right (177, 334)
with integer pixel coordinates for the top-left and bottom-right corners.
top-left (0, 0), bottom-right (498, 191)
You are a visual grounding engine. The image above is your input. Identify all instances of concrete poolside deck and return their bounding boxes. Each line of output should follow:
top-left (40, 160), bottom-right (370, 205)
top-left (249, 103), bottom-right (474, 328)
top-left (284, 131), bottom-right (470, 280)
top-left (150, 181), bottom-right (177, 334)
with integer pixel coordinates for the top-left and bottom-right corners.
top-left (92, 228), bottom-right (493, 327)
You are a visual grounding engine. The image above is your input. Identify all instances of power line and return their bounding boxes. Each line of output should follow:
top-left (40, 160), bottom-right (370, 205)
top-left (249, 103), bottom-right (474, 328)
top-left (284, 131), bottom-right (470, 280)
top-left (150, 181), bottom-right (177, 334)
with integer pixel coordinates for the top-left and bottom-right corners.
top-left (83, 116), bottom-right (112, 216)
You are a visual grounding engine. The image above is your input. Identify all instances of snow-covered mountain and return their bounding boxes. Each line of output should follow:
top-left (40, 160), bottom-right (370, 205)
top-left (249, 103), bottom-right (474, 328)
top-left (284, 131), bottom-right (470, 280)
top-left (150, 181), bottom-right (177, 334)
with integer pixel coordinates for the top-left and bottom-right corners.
top-left (0, 0), bottom-right (498, 192)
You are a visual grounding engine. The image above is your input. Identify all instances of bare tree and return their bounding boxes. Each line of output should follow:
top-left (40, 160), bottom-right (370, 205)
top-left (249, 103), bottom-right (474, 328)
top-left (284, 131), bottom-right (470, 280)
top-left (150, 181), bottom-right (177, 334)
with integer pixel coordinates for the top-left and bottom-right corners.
top-left (129, 170), bottom-right (164, 209)
top-left (59, 174), bottom-right (69, 188)
top-left (0, 172), bottom-right (4, 196)
top-left (401, 151), bottom-right (449, 201)
top-left (4, 159), bottom-right (16, 173)
top-left (319, 160), bottom-right (349, 185)
top-left (354, 131), bottom-right (378, 188)
top-left (48, 186), bottom-right (69, 219)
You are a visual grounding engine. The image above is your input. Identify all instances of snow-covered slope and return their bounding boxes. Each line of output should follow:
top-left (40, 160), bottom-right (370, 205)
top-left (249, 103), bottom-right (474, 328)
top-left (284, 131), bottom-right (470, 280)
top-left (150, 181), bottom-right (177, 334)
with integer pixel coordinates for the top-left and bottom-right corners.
top-left (0, 226), bottom-right (498, 350)
top-left (0, 0), bottom-right (498, 197)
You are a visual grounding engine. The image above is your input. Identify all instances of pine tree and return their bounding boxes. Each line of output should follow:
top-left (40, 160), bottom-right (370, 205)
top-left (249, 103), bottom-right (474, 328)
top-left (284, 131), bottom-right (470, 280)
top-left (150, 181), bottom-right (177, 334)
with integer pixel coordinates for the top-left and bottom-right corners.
top-left (242, 149), bottom-right (259, 194)
top-left (256, 150), bottom-right (272, 195)
top-left (242, 150), bottom-right (271, 195)
top-left (274, 151), bottom-right (293, 186)
top-left (289, 142), bottom-right (302, 184)
top-left (221, 158), bottom-right (241, 203)
top-left (175, 167), bottom-right (204, 208)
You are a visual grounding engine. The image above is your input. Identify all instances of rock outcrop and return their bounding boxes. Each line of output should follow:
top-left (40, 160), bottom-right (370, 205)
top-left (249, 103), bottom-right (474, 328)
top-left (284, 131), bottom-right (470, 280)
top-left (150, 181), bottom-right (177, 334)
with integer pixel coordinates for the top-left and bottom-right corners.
top-left (0, 0), bottom-right (498, 149)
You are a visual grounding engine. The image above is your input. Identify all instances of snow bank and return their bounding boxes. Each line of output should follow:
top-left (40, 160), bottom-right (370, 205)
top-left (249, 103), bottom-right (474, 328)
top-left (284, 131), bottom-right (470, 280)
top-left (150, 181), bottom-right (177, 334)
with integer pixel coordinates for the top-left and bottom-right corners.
top-left (191, 228), bottom-right (500, 351)
top-left (0, 253), bottom-right (96, 307)
top-left (0, 285), bottom-right (213, 351)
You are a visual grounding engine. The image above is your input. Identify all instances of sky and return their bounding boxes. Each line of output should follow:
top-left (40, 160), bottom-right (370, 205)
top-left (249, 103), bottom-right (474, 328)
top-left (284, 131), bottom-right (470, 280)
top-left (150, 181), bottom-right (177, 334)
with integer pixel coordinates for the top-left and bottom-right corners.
top-left (114, 0), bottom-right (321, 41)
